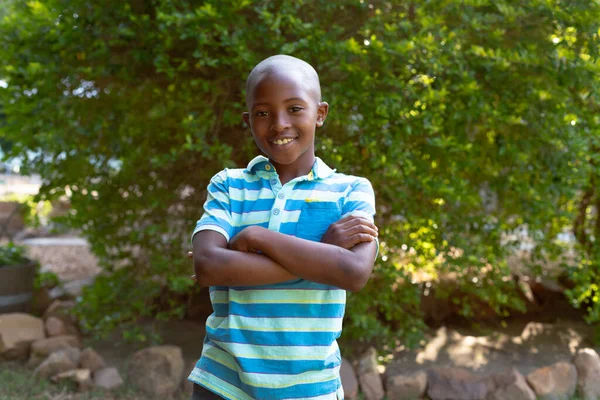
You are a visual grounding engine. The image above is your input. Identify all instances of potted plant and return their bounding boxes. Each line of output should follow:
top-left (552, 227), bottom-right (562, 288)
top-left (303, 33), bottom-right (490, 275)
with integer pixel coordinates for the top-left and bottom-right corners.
top-left (0, 243), bottom-right (36, 314)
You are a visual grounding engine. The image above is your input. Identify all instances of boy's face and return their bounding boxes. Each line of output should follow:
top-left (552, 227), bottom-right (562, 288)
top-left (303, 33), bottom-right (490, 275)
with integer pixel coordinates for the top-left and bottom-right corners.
top-left (243, 70), bottom-right (328, 169)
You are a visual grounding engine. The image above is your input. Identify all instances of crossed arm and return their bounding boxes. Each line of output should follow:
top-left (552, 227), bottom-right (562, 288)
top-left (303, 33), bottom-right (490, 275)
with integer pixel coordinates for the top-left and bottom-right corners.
top-left (192, 216), bottom-right (378, 292)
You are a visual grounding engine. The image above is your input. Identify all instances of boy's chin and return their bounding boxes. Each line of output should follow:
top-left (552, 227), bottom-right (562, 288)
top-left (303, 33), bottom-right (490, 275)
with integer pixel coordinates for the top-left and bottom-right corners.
top-left (267, 154), bottom-right (300, 166)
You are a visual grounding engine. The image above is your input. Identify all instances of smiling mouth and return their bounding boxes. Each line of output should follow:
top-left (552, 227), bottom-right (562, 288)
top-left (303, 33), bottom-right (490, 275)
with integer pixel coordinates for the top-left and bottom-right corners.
top-left (270, 137), bottom-right (296, 146)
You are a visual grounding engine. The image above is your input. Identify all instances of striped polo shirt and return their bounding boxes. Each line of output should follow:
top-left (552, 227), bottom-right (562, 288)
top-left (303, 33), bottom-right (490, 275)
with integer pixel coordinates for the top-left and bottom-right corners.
top-left (188, 155), bottom-right (376, 400)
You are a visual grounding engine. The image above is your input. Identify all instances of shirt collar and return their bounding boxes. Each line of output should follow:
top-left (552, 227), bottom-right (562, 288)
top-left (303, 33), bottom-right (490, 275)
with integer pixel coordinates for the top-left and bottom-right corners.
top-left (246, 155), bottom-right (335, 180)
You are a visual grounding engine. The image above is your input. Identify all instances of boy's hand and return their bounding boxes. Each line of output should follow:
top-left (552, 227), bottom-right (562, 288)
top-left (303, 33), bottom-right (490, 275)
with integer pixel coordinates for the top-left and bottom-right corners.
top-left (321, 215), bottom-right (378, 249)
top-left (188, 251), bottom-right (198, 283)
top-left (228, 226), bottom-right (260, 252)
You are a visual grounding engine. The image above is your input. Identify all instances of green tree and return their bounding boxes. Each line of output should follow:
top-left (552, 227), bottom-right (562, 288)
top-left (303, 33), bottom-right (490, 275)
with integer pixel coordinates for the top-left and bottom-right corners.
top-left (1, 0), bottom-right (599, 347)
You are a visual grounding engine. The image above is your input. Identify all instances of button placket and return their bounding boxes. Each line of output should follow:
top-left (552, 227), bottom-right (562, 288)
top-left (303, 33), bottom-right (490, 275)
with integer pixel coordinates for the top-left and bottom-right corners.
top-left (267, 174), bottom-right (284, 231)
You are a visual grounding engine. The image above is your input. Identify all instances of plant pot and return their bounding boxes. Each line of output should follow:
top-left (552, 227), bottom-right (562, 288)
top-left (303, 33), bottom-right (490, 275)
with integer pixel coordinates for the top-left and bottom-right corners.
top-left (0, 259), bottom-right (36, 314)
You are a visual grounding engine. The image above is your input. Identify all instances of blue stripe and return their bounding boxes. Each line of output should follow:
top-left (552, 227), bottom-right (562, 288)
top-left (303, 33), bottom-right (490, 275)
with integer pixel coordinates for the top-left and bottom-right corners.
top-left (350, 182), bottom-right (373, 192)
top-left (206, 327), bottom-right (340, 347)
top-left (342, 200), bottom-right (375, 214)
top-left (197, 357), bottom-right (340, 399)
top-left (230, 198), bottom-right (274, 214)
top-left (234, 352), bottom-right (340, 375)
top-left (232, 222), bottom-right (269, 236)
top-left (227, 302), bottom-right (346, 318)
top-left (227, 177), bottom-right (271, 190)
top-left (279, 222), bottom-right (297, 235)
top-left (284, 199), bottom-right (307, 211)
top-left (204, 200), bottom-right (230, 211)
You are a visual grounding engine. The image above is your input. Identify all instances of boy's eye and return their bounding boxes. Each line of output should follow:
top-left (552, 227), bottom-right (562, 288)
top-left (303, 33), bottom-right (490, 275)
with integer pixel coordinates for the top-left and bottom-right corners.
top-left (289, 106), bottom-right (303, 113)
top-left (256, 111), bottom-right (269, 117)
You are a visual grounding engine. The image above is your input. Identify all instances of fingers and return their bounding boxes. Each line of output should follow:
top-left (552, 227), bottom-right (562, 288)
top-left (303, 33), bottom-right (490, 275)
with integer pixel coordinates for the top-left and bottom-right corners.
top-left (347, 223), bottom-right (378, 238)
top-left (187, 251), bottom-right (193, 259)
top-left (337, 233), bottom-right (376, 249)
top-left (347, 233), bottom-right (376, 248)
top-left (337, 216), bottom-right (378, 233)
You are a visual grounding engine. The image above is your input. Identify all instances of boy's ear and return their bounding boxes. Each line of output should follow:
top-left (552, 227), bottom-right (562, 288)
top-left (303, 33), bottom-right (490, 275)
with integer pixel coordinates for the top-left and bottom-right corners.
top-left (242, 112), bottom-right (250, 126)
top-left (316, 102), bottom-right (329, 128)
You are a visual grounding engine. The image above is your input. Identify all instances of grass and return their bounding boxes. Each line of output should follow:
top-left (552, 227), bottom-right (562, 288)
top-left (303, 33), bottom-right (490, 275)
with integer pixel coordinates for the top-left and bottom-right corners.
top-left (0, 361), bottom-right (189, 400)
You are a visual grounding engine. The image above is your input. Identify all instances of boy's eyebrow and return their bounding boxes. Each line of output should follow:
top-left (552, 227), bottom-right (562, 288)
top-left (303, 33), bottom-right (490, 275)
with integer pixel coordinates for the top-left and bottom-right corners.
top-left (252, 98), bottom-right (308, 108)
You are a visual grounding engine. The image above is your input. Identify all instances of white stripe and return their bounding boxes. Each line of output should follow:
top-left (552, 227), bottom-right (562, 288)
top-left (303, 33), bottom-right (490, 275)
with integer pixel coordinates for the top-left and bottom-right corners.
top-left (341, 210), bottom-right (373, 221)
top-left (207, 341), bottom-right (339, 360)
top-left (231, 211), bottom-right (271, 226)
top-left (207, 190), bottom-right (230, 204)
top-left (200, 208), bottom-right (230, 222)
top-left (230, 187), bottom-right (275, 201)
top-left (346, 190), bottom-right (374, 204)
top-left (206, 315), bottom-right (343, 332)
top-left (192, 225), bottom-right (230, 242)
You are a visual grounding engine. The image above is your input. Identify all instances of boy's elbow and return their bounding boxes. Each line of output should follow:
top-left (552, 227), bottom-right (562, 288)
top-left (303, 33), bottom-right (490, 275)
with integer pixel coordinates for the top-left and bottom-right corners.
top-left (341, 258), bottom-right (372, 293)
top-left (346, 273), bottom-right (369, 293)
top-left (193, 250), bottom-right (218, 284)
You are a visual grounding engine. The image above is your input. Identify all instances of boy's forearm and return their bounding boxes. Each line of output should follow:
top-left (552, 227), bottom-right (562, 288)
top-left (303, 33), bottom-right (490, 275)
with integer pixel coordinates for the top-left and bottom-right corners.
top-left (248, 227), bottom-right (375, 292)
top-left (194, 244), bottom-right (297, 287)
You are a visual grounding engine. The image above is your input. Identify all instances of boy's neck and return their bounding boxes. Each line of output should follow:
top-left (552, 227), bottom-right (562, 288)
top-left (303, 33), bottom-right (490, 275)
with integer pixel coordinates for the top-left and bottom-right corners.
top-left (270, 152), bottom-right (316, 185)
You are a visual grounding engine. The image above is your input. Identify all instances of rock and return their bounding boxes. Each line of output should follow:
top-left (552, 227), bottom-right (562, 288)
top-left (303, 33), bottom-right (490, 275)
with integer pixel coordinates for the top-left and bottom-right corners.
top-left (487, 368), bottom-right (536, 400)
top-left (29, 335), bottom-right (81, 366)
top-left (359, 371), bottom-right (385, 400)
top-left (51, 368), bottom-right (92, 391)
top-left (386, 370), bottom-right (427, 400)
top-left (0, 313), bottom-right (45, 360)
top-left (127, 345), bottom-right (184, 396)
top-left (340, 358), bottom-right (359, 399)
top-left (34, 348), bottom-right (79, 379)
top-left (526, 361), bottom-right (577, 400)
top-left (42, 301), bottom-right (80, 338)
top-left (45, 316), bottom-right (68, 337)
top-left (427, 367), bottom-right (489, 400)
top-left (94, 367), bottom-right (123, 390)
top-left (357, 347), bottom-right (379, 374)
top-left (62, 277), bottom-right (95, 298)
top-left (181, 359), bottom-right (197, 396)
top-left (357, 347), bottom-right (384, 400)
top-left (79, 347), bottom-right (106, 373)
top-left (31, 287), bottom-right (53, 316)
top-left (43, 300), bottom-right (77, 325)
top-left (573, 348), bottom-right (600, 400)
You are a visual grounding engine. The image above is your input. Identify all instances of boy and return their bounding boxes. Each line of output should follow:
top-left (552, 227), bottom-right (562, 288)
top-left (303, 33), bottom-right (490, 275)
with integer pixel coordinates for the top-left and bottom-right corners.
top-left (188, 55), bottom-right (378, 399)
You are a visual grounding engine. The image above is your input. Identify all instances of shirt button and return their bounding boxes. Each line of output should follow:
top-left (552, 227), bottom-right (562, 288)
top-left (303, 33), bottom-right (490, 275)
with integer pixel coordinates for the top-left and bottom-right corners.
top-left (272, 208), bottom-right (280, 215)
top-left (270, 178), bottom-right (278, 185)
top-left (278, 192), bottom-right (285, 199)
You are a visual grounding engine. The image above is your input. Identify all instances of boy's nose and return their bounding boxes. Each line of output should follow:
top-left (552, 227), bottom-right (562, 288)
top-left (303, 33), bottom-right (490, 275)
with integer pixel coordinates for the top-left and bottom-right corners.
top-left (270, 113), bottom-right (291, 133)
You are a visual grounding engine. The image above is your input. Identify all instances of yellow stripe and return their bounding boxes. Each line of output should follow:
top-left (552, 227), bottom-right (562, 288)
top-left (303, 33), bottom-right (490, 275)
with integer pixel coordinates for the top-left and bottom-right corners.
top-left (211, 289), bottom-right (345, 304)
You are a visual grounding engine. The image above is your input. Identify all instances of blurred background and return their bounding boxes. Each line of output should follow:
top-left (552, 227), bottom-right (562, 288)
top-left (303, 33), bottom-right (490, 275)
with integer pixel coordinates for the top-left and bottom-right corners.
top-left (1, 1), bottom-right (599, 399)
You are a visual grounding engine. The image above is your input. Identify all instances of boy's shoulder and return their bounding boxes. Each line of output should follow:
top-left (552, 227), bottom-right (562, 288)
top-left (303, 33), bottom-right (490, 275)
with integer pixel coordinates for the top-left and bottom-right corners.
top-left (209, 157), bottom-right (373, 192)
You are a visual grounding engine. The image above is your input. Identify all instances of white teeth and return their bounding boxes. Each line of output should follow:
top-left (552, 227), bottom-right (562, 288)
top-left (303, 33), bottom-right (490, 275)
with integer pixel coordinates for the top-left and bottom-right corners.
top-left (273, 138), bottom-right (294, 145)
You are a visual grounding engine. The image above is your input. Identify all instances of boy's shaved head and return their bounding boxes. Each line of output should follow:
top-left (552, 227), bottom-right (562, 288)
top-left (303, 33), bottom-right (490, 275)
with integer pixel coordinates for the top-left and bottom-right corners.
top-left (245, 55), bottom-right (322, 107)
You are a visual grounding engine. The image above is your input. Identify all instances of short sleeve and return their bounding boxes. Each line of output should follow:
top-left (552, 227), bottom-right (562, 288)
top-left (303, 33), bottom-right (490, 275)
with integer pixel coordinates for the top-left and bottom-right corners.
top-left (341, 177), bottom-right (376, 222)
top-left (342, 177), bottom-right (379, 257)
top-left (191, 170), bottom-right (234, 243)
